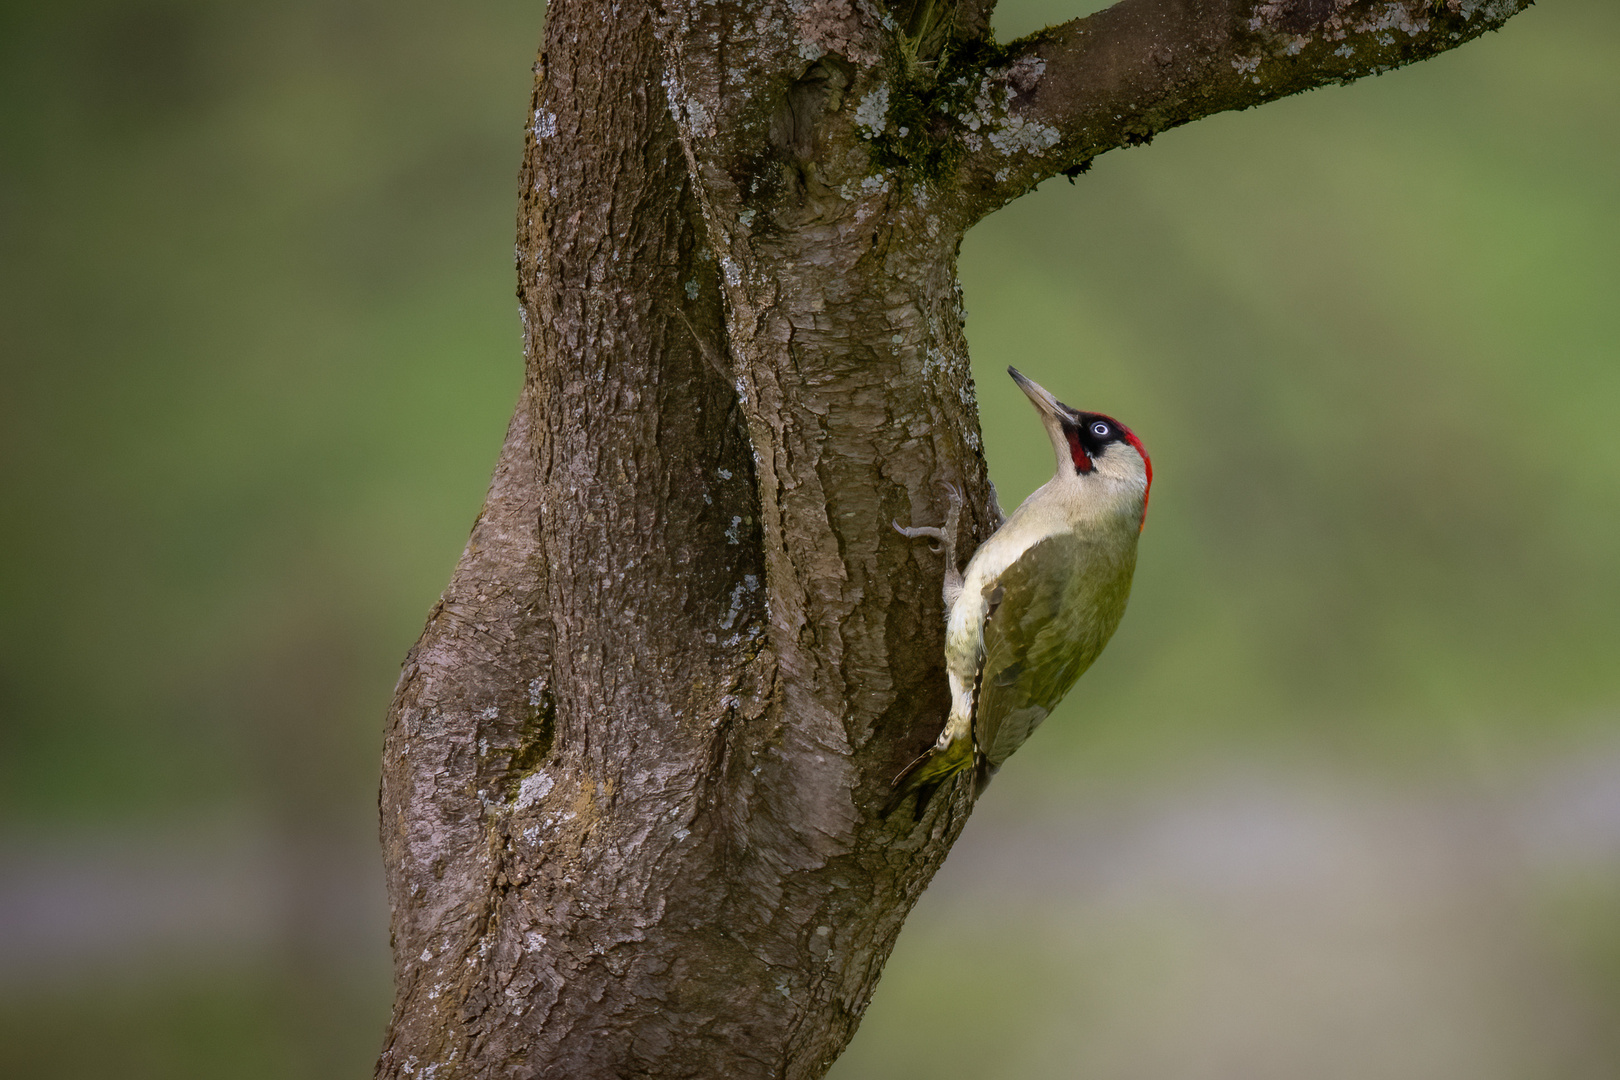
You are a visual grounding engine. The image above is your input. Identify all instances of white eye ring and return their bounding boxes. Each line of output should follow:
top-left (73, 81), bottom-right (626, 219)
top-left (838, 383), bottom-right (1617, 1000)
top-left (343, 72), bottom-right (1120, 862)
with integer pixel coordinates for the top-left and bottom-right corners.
top-left (1091, 422), bottom-right (1110, 437)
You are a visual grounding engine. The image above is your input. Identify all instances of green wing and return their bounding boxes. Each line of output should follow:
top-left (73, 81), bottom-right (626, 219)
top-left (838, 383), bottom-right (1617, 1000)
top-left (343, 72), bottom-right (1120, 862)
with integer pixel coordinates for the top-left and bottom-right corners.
top-left (973, 532), bottom-right (1138, 772)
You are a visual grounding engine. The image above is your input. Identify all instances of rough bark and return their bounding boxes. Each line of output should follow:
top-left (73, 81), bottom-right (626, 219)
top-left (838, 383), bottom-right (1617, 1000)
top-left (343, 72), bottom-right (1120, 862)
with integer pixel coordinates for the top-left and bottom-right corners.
top-left (376, 1), bottom-right (1531, 1076)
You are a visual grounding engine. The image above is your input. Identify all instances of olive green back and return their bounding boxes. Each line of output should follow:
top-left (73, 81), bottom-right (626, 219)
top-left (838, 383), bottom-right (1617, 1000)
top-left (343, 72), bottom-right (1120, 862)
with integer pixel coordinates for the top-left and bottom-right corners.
top-left (974, 531), bottom-right (1139, 769)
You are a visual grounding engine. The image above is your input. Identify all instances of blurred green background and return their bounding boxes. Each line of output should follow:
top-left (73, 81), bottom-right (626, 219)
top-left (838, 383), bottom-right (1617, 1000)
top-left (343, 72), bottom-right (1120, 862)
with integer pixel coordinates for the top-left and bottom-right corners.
top-left (2, 0), bottom-right (1616, 1076)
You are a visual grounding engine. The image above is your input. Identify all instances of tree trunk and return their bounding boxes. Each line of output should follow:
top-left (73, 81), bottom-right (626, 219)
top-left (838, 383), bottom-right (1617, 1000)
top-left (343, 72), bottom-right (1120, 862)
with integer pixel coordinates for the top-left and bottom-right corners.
top-left (376, 1), bottom-right (1531, 1076)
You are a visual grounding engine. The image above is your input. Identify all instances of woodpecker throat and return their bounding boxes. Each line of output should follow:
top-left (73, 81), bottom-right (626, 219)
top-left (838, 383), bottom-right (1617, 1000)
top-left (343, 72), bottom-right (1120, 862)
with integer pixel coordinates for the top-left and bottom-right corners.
top-left (888, 367), bottom-right (1150, 817)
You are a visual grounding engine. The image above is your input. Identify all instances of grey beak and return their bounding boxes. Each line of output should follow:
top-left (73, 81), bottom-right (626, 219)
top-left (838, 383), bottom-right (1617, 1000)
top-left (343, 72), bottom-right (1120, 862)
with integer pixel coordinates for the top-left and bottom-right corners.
top-left (1008, 366), bottom-right (1068, 422)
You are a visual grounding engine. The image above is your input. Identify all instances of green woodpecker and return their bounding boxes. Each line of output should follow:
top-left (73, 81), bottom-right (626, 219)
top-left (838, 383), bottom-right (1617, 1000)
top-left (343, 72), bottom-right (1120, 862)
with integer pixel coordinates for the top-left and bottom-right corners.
top-left (889, 366), bottom-right (1151, 815)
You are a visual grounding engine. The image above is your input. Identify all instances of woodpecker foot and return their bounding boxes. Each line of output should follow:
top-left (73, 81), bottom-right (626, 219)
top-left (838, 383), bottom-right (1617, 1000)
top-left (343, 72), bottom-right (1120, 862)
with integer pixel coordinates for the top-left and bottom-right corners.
top-left (894, 482), bottom-right (964, 609)
top-left (892, 523), bottom-right (947, 550)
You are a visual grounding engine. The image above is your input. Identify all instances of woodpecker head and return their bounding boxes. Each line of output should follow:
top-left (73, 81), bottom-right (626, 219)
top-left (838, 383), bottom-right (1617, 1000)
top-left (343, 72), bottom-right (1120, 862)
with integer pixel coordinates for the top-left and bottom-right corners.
top-left (1008, 366), bottom-right (1152, 526)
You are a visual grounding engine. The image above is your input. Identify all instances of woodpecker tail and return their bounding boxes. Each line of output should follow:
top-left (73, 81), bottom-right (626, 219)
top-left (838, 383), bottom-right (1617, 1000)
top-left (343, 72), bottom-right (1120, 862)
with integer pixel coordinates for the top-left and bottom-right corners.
top-left (971, 756), bottom-right (999, 800)
top-left (883, 736), bottom-right (975, 821)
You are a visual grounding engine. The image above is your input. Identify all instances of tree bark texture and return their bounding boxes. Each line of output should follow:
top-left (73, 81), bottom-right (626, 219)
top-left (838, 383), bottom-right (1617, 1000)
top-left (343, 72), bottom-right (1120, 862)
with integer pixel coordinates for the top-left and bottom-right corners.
top-left (376, 1), bottom-right (1530, 1076)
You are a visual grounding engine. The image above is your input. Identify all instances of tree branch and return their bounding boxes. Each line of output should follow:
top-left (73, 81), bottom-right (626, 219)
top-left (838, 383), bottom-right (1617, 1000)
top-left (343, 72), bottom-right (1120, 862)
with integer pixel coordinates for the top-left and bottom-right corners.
top-left (956, 0), bottom-right (1533, 218)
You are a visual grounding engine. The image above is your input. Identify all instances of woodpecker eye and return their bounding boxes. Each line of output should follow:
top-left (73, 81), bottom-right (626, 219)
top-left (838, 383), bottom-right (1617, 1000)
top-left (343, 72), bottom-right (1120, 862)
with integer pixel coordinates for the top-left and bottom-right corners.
top-left (1091, 422), bottom-right (1110, 438)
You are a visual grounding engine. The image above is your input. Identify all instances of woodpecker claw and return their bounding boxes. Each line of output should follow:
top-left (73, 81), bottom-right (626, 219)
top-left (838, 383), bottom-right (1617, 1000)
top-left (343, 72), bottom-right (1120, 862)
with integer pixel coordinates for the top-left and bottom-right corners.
top-left (895, 482), bottom-right (966, 609)
top-left (892, 520), bottom-right (947, 553)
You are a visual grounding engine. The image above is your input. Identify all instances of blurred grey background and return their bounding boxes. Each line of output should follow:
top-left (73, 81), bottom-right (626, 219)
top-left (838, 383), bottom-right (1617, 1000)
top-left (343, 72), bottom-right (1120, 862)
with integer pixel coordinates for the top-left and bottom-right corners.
top-left (2, 1), bottom-right (1617, 1077)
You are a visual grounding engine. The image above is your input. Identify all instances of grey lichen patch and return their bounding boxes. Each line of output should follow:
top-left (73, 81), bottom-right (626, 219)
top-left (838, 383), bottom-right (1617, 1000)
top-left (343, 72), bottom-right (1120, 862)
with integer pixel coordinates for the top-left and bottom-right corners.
top-left (720, 573), bottom-right (761, 630)
top-left (514, 770), bottom-right (555, 811)
top-left (790, 0), bottom-right (881, 68)
top-left (1351, 4), bottom-right (1433, 36)
top-left (853, 84), bottom-right (890, 137)
top-left (661, 69), bottom-right (717, 139)
top-left (863, 35), bottom-right (1019, 184)
top-left (1219, 0), bottom-right (1526, 106)
top-left (1248, 0), bottom-right (1511, 61)
top-left (503, 681), bottom-right (557, 801)
top-left (1456, 0), bottom-right (1526, 16)
top-left (985, 111), bottom-right (1060, 156)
